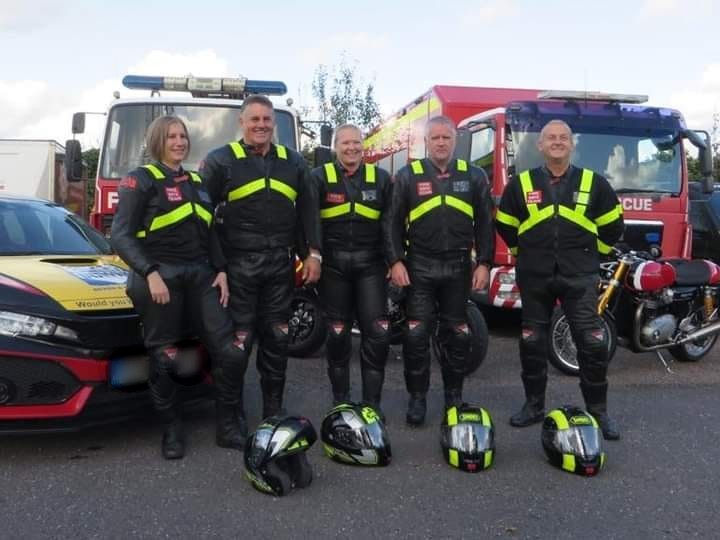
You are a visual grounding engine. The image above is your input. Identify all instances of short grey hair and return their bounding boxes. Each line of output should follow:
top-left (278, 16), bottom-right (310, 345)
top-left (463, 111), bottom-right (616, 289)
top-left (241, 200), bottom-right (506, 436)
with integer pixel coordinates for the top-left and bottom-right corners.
top-left (539, 119), bottom-right (572, 140)
top-left (425, 115), bottom-right (457, 138)
top-left (333, 123), bottom-right (363, 147)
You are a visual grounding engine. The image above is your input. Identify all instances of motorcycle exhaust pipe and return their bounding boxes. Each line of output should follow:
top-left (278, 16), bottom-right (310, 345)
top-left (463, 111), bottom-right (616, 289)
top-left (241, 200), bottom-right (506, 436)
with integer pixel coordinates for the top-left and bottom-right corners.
top-left (633, 303), bottom-right (720, 351)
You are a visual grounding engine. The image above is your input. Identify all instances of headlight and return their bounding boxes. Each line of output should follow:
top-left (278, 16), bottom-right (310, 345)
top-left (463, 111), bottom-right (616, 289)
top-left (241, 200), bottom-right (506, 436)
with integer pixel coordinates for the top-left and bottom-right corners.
top-left (0, 311), bottom-right (79, 342)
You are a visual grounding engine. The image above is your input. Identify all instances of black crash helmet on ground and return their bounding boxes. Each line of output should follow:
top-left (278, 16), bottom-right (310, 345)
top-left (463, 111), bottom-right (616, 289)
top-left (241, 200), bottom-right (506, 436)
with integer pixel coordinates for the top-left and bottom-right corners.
top-left (244, 414), bottom-right (317, 496)
top-left (321, 402), bottom-right (391, 466)
top-left (541, 406), bottom-right (605, 477)
top-left (440, 404), bottom-right (495, 472)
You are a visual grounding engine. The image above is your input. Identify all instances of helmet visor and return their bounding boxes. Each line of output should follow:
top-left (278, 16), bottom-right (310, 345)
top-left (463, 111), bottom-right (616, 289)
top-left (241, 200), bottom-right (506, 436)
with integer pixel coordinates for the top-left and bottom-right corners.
top-left (444, 423), bottom-right (493, 454)
top-left (555, 426), bottom-right (602, 458)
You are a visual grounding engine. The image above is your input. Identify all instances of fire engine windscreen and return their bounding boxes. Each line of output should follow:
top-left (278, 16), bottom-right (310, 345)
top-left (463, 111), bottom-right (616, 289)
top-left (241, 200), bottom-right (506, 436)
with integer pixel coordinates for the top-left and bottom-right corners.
top-left (507, 125), bottom-right (682, 194)
top-left (99, 104), bottom-right (296, 179)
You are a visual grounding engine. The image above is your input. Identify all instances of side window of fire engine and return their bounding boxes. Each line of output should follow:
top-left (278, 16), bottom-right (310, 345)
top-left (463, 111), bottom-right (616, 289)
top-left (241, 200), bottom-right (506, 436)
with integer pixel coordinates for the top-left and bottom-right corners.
top-left (470, 127), bottom-right (495, 183)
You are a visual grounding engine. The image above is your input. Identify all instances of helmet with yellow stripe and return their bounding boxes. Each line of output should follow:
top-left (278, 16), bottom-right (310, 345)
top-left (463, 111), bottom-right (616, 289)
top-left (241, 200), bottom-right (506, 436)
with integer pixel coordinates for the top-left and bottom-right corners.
top-left (440, 404), bottom-right (495, 472)
top-left (541, 406), bottom-right (605, 476)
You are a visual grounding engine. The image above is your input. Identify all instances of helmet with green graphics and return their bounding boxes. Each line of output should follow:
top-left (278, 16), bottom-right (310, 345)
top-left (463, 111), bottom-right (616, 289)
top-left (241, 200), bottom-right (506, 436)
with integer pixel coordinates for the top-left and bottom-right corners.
top-left (244, 414), bottom-right (317, 496)
top-left (440, 404), bottom-right (495, 472)
top-left (321, 402), bottom-right (391, 466)
top-left (541, 406), bottom-right (605, 477)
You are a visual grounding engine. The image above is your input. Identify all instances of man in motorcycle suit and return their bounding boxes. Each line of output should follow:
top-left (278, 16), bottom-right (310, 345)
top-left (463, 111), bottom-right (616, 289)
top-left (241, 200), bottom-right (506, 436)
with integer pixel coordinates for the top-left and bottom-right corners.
top-left (201, 95), bottom-right (322, 420)
top-left (386, 115), bottom-right (495, 426)
top-left (310, 124), bottom-right (393, 413)
top-left (495, 119), bottom-right (624, 440)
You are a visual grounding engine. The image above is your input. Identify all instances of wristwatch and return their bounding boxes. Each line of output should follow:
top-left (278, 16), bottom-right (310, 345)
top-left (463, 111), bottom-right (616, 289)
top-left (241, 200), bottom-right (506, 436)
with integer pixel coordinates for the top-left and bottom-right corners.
top-left (309, 252), bottom-right (323, 264)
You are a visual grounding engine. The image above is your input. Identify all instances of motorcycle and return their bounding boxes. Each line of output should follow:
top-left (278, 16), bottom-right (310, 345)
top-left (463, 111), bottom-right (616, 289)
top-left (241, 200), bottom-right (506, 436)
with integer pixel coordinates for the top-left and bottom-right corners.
top-left (549, 247), bottom-right (720, 376)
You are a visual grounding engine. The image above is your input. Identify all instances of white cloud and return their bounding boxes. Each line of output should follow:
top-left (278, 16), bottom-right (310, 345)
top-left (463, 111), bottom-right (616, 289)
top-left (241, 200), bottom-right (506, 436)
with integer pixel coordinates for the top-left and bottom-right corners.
top-left (664, 63), bottom-right (720, 133)
top-left (462, 0), bottom-right (518, 25)
top-left (0, 0), bottom-right (64, 31)
top-left (639, 0), bottom-right (678, 16)
top-left (0, 49), bottom-right (233, 148)
top-left (296, 32), bottom-right (390, 69)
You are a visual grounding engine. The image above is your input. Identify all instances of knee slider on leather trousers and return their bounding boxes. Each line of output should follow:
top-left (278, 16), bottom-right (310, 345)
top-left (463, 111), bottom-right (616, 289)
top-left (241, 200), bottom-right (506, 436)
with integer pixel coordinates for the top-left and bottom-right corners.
top-left (326, 320), bottom-right (352, 359)
top-left (361, 318), bottom-right (391, 370)
top-left (261, 322), bottom-right (290, 355)
top-left (405, 319), bottom-right (430, 345)
top-left (213, 339), bottom-right (249, 402)
top-left (519, 323), bottom-right (549, 374)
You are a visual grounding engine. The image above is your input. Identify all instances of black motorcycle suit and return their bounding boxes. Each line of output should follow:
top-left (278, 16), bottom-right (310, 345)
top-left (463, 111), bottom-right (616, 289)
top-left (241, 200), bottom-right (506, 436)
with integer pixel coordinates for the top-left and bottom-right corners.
top-left (311, 161), bottom-right (392, 407)
top-left (385, 158), bottom-right (495, 398)
top-left (201, 141), bottom-right (320, 417)
top-left (111, 161), bottom-right (246, 423)
top-left (495, 165), bottom-right (624, 411)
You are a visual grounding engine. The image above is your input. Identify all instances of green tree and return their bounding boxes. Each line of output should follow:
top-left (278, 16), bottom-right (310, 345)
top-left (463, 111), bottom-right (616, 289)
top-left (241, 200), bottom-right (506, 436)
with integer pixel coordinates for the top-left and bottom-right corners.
top-left (82, 148), bottom-right (99, 215)
top-left (311, 58), bottom-right (382, 132)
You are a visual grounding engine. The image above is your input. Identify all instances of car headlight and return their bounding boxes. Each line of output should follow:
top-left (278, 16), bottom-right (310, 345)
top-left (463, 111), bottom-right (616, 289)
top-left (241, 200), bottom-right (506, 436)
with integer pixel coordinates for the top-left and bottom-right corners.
top-left (0, 311), bottom-right (79, 342)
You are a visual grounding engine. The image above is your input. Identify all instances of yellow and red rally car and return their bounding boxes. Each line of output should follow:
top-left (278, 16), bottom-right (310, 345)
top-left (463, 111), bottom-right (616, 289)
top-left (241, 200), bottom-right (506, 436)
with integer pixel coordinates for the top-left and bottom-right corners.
top-left (0, 195), bottom-right (205, 433)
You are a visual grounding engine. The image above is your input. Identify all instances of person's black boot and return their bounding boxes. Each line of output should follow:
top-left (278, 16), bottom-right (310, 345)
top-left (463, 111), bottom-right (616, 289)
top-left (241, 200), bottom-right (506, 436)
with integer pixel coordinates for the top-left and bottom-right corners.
top-left (509, 397), bottom-right (545, 427)
top-left (580, 381), bottom-right (620, 440)
top-left (406, 393), bottom-right (427, 426)
top-left (215, 402), bottom-right (248, 450)
top-left (261, 378), bottom-right (285, 419)
top-left (444, 388), bottom-right (463, 409)
top-left (161, 418), bottom-right (185, 460)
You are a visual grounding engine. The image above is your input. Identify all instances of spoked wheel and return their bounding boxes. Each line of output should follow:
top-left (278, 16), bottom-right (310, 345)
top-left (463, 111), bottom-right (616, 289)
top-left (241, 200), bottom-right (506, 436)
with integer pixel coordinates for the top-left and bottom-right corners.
top-left (549, 307), bottom-right (617, 376)
top-left (288, 288), bottom-right (327, 358)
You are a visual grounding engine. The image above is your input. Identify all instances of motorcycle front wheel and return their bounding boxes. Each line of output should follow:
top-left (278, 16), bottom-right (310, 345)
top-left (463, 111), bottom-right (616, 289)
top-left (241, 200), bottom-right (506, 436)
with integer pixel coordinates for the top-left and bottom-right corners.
top-left (288, 287), bottom-right (327, 358)
top-left (549, 307), bottom-right (618, 376)
top-left (431, 301), bottom-right (489, 376)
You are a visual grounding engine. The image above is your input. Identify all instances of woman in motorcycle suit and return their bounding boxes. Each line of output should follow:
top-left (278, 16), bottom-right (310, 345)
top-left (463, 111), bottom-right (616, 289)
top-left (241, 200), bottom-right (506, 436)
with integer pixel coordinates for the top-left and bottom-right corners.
top-left (111, 116), bottom-right (247, 459)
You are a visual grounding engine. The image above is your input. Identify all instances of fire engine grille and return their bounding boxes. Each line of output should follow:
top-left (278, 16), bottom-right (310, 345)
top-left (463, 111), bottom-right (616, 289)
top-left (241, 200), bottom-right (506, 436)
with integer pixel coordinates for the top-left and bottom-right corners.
top-left (0, 357), bottom-right (81, 405)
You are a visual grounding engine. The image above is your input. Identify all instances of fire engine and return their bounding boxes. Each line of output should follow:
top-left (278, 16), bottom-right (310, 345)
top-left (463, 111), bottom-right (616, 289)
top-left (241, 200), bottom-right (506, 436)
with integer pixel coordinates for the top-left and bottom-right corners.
top-left (363, 86), bottom-right (713, 309)
top-left (66, 75), bottom-right (302, 234)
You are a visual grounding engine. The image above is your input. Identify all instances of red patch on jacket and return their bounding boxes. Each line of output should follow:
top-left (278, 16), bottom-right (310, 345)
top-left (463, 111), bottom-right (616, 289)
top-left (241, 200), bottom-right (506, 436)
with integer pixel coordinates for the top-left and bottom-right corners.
top-left (326, 192), bottom-right (346, 203)
top-left (416, 182), bottom-right (433, 196)
top-left (526, 190), bottom-right (543, 204)
top-left (119, 176), bottom-right (137, 189)
top-left (173, 174), bottom-right (188, 183)
top-left (165, 186), bottom-right (183, 202)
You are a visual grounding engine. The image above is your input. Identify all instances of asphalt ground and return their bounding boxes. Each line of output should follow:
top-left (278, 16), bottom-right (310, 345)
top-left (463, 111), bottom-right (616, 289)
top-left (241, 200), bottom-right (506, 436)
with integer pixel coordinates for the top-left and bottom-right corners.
top-left (1, 315), bottom-right (719, 539)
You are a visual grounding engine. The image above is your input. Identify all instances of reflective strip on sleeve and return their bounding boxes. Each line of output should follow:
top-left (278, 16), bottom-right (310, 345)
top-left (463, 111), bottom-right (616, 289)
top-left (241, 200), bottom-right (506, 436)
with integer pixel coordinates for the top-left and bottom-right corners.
top-left (324, 163), bottom-right (338, 183)
top-left (148, 202), bottom-right (194, 231)
top-left (354, 203), bottom-right (381, 220)
top-left (445, 195), bottom-right (474, 219)
top-left (276, 145), bottom-right (287, 160)
top-left (595, 204), bottom-right (623, 227)
top-left (410, 160), bottom-right (424, 175)
top-left (227, 178), bottom-right (266, 201)
top-left (142, 164), bottom-right (165, 179)
top-left (456, 159), bottom-right (468, 172)
top-left (495, 209), bottom-right (520, 228)
top-left (320, 202), bottom-right (352, 219)
top-left (409, 195), bottom-right (442, 222)
top-left (229, 142), bottom-right (246, 159)
top-left (365, 163), bottom-right (376, 183)
top-left (269, 179), bottom-right (297, 202)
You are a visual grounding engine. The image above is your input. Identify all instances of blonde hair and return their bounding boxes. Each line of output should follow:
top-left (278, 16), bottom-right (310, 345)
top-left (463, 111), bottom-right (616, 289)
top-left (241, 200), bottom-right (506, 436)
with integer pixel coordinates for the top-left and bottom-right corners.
top-left (145, 116), bottom-right (190, 162)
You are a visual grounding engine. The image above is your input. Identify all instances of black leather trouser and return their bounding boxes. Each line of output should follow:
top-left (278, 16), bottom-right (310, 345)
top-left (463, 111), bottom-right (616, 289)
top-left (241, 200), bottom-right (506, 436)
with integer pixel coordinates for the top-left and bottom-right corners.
top-left (517, 270), bottom-right (609, 408)
top-left (127, 262), bottom-right (246, 422)
top-left (318, 249), bottom-right (390, 404)
top-left (226, 248), bottom-right (295, 413)
top-left (403, 252), bottom-right (472, 395)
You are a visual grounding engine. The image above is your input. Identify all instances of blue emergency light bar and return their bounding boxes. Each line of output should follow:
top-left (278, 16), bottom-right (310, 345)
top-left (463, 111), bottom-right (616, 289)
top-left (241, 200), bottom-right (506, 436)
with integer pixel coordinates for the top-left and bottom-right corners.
top-left (121, 75), bottom-right (287, 97)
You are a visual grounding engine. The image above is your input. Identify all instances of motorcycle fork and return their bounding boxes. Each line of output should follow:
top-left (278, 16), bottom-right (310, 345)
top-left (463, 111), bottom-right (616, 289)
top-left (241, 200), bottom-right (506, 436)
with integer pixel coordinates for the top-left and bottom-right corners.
top-left (597, 260), bottom-right (629, 315)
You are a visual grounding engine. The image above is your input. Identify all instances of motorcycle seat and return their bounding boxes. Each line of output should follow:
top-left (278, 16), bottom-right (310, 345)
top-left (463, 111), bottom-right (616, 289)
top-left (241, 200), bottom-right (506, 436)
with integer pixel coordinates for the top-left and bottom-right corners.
top-left (665, 259), bottom-right (714, 286)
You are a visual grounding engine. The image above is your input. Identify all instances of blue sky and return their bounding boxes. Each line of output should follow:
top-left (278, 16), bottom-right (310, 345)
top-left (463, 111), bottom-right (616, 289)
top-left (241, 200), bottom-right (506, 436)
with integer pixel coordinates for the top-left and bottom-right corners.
top-left (1, 0), bottom-right (717, 148)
